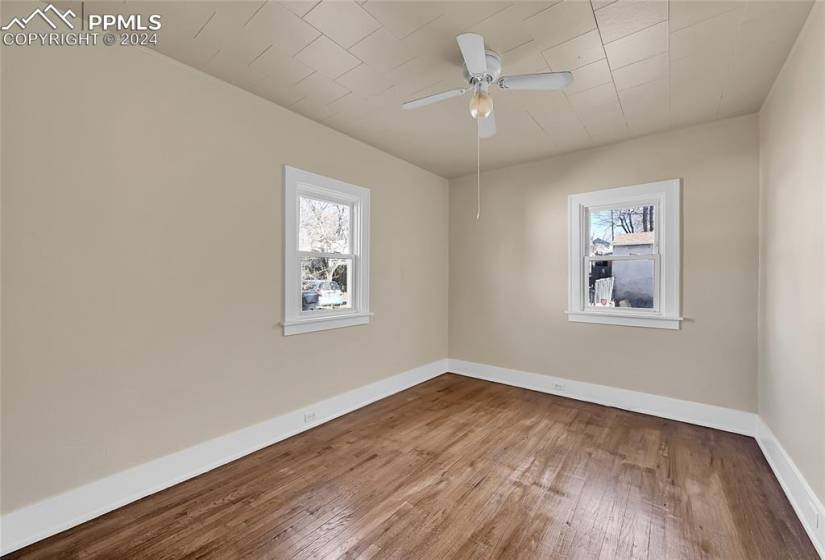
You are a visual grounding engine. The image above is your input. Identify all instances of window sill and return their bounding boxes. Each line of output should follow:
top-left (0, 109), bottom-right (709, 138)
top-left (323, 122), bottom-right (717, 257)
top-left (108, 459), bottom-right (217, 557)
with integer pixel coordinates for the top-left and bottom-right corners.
top-left (566, 311), bottom-right (681, 330)
top-left (282, 312), bottom-right (372, 336)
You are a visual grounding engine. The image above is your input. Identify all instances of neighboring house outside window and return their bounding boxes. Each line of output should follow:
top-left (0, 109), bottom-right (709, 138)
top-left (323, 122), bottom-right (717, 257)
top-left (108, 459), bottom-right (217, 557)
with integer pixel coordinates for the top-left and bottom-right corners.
top-left (567, 179), bottom-right (681, 329)
top-left (282, 166), bottom-right (370, 335)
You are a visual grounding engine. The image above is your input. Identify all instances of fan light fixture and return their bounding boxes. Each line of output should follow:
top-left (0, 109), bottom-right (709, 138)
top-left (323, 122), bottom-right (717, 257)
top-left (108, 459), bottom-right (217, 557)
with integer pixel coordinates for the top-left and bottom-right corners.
top-left (401, 33), bottom-right (574, 220)
top-left (469, 86), bottom-right (493, 119)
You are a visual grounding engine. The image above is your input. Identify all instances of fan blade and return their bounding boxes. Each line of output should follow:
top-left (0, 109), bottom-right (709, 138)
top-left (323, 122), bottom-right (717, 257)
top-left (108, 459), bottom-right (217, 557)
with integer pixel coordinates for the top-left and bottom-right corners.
top-left (456, 33), bottom-right (487, 75)
top-left (498, 72), bottom-right (573, 91)
top-left (478, 111), bottom-right (496, 139)
top-left (402, 88), bottom-right (467, 110)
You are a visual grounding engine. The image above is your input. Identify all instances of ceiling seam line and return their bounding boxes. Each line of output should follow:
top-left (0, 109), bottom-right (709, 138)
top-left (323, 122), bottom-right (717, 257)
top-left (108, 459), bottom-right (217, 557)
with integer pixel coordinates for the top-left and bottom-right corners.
top-left (602, 18), bottom-right (668, 46)
top-left (192, 11), bottom-right (215, 40)
top-left (589, 0), bottom-right (631, 132)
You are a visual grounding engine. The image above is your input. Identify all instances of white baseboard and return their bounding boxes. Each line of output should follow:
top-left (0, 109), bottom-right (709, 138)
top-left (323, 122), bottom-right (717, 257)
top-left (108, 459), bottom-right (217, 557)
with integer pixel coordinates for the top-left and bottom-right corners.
top-left (448, 359), bottom-right (758, 436)
top-left (4, 358), bottom-right (821, 558)
top-left (755, 418), bottom-right (825, 558)
top-left (0, 359), bottom-right (448, 556)
top-left (448, 360), bottom-right (824, 558)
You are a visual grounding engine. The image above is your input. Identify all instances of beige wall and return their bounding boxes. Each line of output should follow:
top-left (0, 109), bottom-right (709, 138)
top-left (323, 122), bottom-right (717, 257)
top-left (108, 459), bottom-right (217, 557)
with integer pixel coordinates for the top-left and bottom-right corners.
top-left (450, 115), bottom-right (759, 412)
top-left (0, 43), bottom-right (448, 512)
top-left (758, 2), bottom-right (825, 503)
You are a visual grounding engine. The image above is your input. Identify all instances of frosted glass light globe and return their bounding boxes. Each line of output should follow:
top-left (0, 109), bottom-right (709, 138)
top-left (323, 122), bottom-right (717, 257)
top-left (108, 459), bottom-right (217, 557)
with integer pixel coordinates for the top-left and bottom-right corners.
top-left (469, 90), bottom-right (493, 119)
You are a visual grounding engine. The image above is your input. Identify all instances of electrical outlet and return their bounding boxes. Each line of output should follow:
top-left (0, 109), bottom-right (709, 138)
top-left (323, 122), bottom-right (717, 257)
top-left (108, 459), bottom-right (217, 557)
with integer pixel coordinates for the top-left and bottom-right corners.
top-left (304, 412), bottom-right (317, 424)
top-left (552, 383), bottom-right (565, 392)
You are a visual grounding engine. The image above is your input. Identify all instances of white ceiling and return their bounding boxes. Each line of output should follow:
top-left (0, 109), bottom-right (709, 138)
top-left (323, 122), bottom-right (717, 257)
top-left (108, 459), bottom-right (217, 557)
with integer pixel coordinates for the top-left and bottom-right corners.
top-left (129, 0), bottom-right (811, 177)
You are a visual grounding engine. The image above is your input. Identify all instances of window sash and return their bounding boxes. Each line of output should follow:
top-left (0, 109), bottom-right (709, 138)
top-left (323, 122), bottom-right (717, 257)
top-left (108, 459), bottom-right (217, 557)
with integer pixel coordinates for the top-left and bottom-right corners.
top-left (583, 254), bottom-right (660, 313)
top-left (586, 200), bottom-right (659, 255)
top-left (298, 195), bottom-right (354, 255)
top-left (583, 254), bottom-right (656, 262)
top-left (297, 191), bottom-right (358, 316)
top-left (297, 254), bottom-right (358, 317)
top-left (284, 166), bottom-right (371, 335)
top-left (297, 250), bottom-right (355, 259)
top-left (567, 179), bottom-right (680, 329)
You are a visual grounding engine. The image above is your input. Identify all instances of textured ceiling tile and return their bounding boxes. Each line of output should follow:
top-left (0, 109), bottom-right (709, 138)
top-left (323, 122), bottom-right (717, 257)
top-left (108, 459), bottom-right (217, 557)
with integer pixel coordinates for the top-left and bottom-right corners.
top-left (612, 53), bottom-right (667, 90)
top-left (479, 109), bottom-right (556, 164)
top-left (325, 92), bottom-right (374, 118)
top-left (604, 21), bottom-right (667, 69)
top-left (386, 56), bottom-right (462, 98)
top-left (279, 0), bottom-right (320, 17)
top-left (251, 45), bottom-right (314, 85)
top-left (670, 70), bottom-right (722, 128)
top-left (670, 50), bottom-right (726, 86)
top-left (200, 5), bottom-right (276, 70)
top-left (399, 3), bottom-right (514, 64)
top-left (492, 88), bottom-right (566, 120)
top-left (669, 0), bottom-right (740, 32)
top-left (399, 19), bottom-right (464, 66)
top-left (248, 74), bottom-right (307, 107)
top-left (336, 64), bottom-right (394, 96)
top-left (503, 1), bottom-right (561, 20)
top-left (591, 0), bottom-right (618, 11)
top-left (577, 97), bottom-right (628, 142)
top-left (527, 95), bottom-right (589, 140)
top-left (738, 0), bottom-right (813, 47)
top-left (156, 3), bottom-right (257, 69)
top-left (349, 28), bottom-right (416, 71)
top-left (303, 1), bottom-right (381, 48)
top-left (524, 0), bottom-right (597, 49)
top-left (469, 5), bottom-right (539, 54)
top-left (361, 0), bottom-right (444, 38)
top-left (295, 36), bottom-right (362, 79)
top-left (290, 97), bottom-right (340, 121)
top-left (618, 78), bottom-right (669, 133)
top-left (204, 47), bottom-right (258, 87)
top-left (669, 8), bottom-right (741, 61)
top-left (565, 58), bottom-right (613, 94)
top-left (293, 72), bottom-right (351, 105)
top-left (717, 2), bottom-right (812, 119)
top-left (502, 41), bottom-right (552, 75)
top-left (670, 95), bottom-right (721, 129)
top-left (191, 2), bottom-right (262, 50)
top-left (438, 1), bottom-right (515, 29)
top-left (568, 82), bottom-right (619, 112)
top-left (246, 1), bottom-right (320, 56)
top-left (595, 0), bottom-right (667, 43)
top-left (542, 30), bottom-right (606, 71)
top-left (144, 0), bottom-right (814, 178)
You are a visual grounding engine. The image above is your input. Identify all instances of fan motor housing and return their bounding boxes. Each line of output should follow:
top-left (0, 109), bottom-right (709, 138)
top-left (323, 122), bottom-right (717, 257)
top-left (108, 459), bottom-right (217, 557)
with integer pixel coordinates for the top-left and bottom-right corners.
top-left (463, 50), bottom-right (502, 85)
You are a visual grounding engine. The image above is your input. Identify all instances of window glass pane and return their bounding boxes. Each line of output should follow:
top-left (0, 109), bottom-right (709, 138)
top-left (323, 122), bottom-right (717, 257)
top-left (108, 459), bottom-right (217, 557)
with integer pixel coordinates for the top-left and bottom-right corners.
top-left (588, 259), bottom-right (654, 309)
top-left (589, 205), bottom-right (656, 256)
top-left (299, 197), bottom-right (351, 253)
top-left (301, 257), bottom-right (353, 311)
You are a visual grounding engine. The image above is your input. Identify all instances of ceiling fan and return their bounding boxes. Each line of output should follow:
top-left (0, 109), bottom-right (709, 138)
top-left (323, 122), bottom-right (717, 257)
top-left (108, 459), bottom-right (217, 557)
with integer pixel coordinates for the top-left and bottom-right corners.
top-left (402, 33), bottom-right (574, 139)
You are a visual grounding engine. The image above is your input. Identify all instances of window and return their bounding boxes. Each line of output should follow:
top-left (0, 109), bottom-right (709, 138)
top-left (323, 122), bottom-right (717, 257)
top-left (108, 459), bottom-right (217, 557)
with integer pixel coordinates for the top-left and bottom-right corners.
top-left (567, 179), bottom-right (681, 329)
top-left (282, 166), bottom-right (370, 335)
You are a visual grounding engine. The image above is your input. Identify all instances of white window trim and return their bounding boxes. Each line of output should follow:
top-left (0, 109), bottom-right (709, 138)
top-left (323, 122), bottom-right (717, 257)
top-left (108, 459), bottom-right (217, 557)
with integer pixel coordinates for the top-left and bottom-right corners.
top-left (282, 166), bottom-right (371, 336)
top-left (567, 179), bottom-right (682, 330)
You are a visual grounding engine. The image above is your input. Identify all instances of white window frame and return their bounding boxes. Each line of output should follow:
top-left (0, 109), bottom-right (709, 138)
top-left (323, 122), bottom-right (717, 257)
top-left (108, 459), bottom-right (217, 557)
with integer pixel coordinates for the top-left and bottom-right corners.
top-left (282, 166), bottom-right (370, 336)
top-left (567, 179), bottom-right (681, 330)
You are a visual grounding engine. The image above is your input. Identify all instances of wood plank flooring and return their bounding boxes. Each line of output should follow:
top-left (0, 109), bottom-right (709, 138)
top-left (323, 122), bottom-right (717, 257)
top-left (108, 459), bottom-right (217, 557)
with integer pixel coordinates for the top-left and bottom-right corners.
top-left (5, 374), bottom-right (817, 559)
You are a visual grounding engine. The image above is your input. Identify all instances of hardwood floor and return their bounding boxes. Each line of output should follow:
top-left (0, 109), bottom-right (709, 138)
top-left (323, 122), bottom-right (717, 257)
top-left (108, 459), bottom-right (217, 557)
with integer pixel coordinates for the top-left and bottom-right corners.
top-left (5, 374), bottom-right (817, 559)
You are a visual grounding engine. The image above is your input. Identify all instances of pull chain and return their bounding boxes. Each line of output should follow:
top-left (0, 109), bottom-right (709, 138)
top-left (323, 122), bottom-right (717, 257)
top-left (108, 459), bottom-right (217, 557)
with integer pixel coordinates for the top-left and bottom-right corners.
top-left (476, 118), bottom-right (481, 220)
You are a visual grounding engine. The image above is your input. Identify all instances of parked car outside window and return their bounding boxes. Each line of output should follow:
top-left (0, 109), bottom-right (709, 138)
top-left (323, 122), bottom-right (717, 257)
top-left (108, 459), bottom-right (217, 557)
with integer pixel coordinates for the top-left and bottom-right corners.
top-left (302, 279), bottom-right (347, 311)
